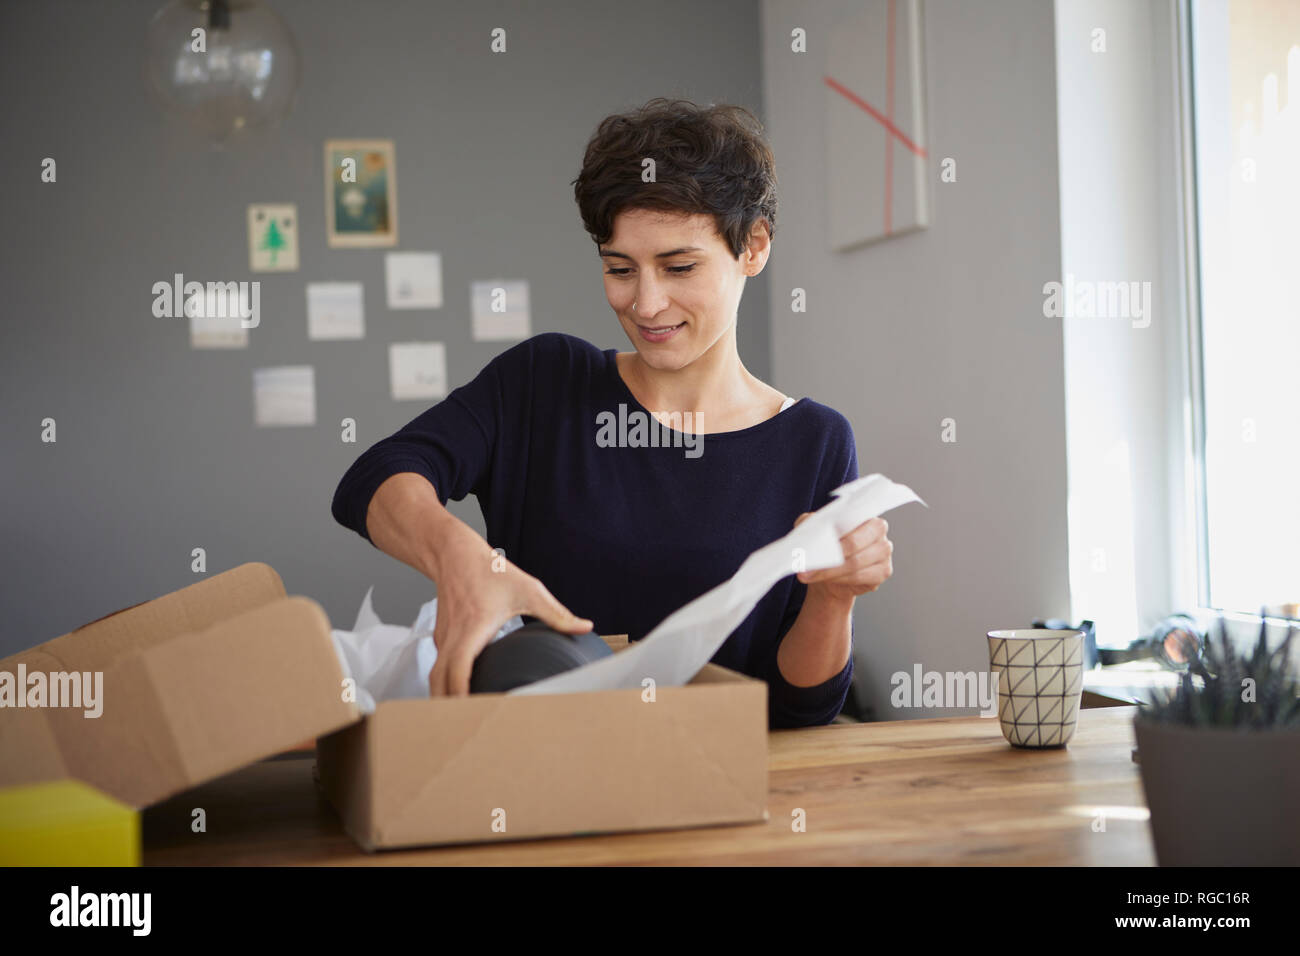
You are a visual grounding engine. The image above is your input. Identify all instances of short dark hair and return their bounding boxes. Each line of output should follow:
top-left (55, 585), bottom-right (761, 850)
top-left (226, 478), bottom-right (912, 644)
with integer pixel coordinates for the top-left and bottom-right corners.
top-left (571, 97), bottom-right (778, 260)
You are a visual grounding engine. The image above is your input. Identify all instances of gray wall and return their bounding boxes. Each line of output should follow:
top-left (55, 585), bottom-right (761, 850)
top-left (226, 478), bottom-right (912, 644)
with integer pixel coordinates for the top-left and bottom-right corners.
top-left (0, 0), bottom-right (771, 653)
top-left (3, 0), bottom-right (1075, 727)
top-left (761, 0), bottom-right (1072, 719)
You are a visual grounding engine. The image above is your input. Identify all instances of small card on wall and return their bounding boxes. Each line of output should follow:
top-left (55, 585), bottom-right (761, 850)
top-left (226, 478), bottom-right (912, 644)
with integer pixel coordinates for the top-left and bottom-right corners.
top-left (389, 342), bottom-right (447, 401)
top-left (190, 311), bottom-right (249, 349)
top-left (306, 282), bottom-right (365, 340)
top-left (385, 252), bottom-right (442, 309)
top-left (253, 366), bottom-right (316, 426)
top-left (471, 279), bottom-right (531, 341)
top-left (247, 203), bottom-right (299, 272)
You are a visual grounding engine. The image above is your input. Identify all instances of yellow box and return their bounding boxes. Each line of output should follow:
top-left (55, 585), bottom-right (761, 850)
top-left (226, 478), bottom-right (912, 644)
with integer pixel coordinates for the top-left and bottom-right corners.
top-left (0, 779), bottom-right (139, 866)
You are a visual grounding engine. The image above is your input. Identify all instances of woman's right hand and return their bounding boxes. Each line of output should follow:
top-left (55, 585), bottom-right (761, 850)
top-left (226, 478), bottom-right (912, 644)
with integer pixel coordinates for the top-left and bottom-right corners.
top-left (362, 472), bottom-right (594, 698)
top-left (425, 516), bottom-right (594, 697)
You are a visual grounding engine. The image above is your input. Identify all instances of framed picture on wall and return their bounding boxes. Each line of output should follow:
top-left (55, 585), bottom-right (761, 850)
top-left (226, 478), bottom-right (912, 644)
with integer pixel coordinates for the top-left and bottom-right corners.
top-left (824, 0), bottom-right (930, 250)
top-left (324, 138), bottom-right (398, 248)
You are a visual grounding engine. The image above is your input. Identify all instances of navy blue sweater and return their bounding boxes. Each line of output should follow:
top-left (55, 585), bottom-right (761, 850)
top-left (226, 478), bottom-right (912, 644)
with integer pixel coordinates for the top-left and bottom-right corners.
top-left (331, 332), bottom-right (859, 727)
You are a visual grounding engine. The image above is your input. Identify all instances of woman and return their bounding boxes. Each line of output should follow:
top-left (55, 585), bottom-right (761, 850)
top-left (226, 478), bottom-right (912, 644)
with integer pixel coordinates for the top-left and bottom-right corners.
top-left (331, 98), bottom-right (894, 727)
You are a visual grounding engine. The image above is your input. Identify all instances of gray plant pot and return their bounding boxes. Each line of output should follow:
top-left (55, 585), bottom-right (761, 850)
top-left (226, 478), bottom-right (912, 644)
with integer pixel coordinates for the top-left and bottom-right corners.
top-left (1134, 717), bottom-right (1300, 866)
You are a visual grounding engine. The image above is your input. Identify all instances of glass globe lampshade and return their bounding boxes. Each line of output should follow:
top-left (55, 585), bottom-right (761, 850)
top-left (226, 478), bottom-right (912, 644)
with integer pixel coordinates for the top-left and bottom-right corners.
top-left (146, 0), bottom-right (300, 146)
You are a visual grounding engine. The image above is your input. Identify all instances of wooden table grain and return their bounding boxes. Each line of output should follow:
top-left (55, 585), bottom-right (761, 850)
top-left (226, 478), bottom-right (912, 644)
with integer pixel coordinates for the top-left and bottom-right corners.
top-left (142, 706), bottom-right (1153, 866)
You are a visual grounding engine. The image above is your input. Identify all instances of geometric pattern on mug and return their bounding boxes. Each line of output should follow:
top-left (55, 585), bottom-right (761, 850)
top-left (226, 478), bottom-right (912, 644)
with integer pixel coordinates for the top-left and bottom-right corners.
top-left (989, 633), bottom-right (1084, 747)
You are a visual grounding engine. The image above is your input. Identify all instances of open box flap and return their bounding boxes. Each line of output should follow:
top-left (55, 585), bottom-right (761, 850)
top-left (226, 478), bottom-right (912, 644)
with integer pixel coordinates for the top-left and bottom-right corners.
top-left (8, 562), bottom-right (289, 675)
top-left (0, 564), bottom-right (364, 807)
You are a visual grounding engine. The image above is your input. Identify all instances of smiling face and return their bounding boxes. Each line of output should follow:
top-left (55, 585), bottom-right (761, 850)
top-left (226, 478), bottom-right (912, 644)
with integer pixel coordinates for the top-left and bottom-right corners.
top-left (599, 208), bottom-right (769, 371)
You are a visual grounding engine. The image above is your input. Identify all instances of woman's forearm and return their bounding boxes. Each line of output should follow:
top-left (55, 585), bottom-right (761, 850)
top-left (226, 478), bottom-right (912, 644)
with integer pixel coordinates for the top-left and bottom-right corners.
top-left (364, 472), bottom-right (492, 583)
top-left (775, 586), bottom-right (855, 686)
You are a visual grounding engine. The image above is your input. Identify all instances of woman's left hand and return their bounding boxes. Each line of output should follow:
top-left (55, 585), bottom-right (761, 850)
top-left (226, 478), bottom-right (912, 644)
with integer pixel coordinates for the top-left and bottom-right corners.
top-left (792, 513), bottom-right (894, 603)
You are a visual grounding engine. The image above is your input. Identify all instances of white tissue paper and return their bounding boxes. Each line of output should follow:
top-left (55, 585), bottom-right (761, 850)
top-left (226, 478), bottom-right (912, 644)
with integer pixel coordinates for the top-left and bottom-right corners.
top-left (329, 473), bottom-right (923, 707)
top-left (328, 590), bottom-right (523, 714)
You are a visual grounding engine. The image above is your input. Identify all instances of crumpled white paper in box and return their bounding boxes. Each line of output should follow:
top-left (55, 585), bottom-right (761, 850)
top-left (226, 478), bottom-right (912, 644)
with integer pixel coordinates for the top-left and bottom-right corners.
top-left (328, 591), bottom-right (522, 714)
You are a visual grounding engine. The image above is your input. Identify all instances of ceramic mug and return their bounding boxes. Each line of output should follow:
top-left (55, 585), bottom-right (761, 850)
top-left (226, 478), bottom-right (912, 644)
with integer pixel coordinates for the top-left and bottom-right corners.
top-left (986, 628), bottom-right (1085, 748)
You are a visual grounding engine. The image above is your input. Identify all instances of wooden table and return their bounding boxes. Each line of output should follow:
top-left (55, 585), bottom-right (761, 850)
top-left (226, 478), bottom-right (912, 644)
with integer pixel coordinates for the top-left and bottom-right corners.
top-left (142, 706), bottom-right (1153, 865)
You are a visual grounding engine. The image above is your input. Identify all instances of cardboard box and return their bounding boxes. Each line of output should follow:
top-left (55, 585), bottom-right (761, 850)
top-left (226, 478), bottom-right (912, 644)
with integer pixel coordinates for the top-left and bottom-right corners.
top-left (316, 633), bottom-right (770, 850)
top-left (0, 563), bottom-right (769, 852)
top-left (0, 563), bottom-right (359, 808)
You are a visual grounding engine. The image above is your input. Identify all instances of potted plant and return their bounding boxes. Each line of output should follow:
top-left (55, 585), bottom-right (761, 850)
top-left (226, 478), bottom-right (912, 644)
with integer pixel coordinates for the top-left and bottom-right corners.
top-left (1134, 616), bottom-right (1300, 866)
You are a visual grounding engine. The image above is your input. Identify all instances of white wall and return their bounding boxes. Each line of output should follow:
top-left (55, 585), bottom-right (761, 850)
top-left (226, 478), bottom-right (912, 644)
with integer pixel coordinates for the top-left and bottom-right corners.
top-left (761, 0), bottom-right (1072, 720)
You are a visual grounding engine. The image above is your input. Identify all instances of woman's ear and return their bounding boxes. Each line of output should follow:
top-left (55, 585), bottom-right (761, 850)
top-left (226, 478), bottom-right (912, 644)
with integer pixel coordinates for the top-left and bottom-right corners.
top-left (743, 219), bottom-right (772, 276)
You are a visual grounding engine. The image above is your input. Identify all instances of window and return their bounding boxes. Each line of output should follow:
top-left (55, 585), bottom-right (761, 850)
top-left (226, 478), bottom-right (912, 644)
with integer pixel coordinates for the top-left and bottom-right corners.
top-left (1187, 0), bottom-right (1300, 618)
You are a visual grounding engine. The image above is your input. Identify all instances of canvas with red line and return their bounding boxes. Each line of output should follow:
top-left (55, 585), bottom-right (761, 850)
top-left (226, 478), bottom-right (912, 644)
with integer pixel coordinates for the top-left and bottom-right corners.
top-left (824, 0), bottom-right (930, 250)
